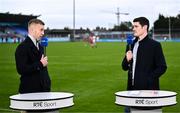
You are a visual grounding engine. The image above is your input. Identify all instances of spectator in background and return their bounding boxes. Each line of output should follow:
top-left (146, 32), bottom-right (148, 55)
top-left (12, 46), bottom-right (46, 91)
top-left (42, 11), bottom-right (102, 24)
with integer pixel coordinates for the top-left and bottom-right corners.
top-left (0, 37), bottom-right (3, 43)
top-left (89, 33), bottom-right (97, 48)
top-left (5, 37), bottom-right (8, 43)
top-left (17, 37), bottom-right (21, 43)
top-left (13, 37), bottom-right (16, 43)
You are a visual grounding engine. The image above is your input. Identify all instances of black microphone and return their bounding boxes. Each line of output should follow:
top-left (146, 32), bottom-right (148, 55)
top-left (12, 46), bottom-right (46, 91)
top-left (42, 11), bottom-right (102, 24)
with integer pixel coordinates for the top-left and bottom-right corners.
top-left (126, 34), bottom-right (134, 86)
top-left (40, 37), bottom-right (48, 56)
top-left (126, 34), bottom-right (133, 51)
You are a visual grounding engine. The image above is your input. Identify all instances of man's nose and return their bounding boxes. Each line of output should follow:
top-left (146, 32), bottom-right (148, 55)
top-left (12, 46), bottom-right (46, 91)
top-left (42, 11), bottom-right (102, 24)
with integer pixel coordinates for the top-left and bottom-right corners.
top-left (132, 27), bottom-right (135, 31)
top-left (132, 28), bottom-right (136, 32)
top-left (42, 31), bottom-right (44, 35)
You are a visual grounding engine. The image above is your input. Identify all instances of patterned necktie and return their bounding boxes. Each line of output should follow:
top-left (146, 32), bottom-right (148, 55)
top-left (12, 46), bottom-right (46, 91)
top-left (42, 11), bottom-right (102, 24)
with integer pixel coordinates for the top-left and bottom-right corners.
top-left (36, 40), bottom-right (39, 50)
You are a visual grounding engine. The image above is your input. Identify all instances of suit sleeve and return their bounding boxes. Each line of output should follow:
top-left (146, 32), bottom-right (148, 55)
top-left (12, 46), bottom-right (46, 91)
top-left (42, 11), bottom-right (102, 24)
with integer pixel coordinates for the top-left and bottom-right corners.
top-left (151, 43), bottom-right (167, 78)
top-left (15, 45), bottom-right (43, 75)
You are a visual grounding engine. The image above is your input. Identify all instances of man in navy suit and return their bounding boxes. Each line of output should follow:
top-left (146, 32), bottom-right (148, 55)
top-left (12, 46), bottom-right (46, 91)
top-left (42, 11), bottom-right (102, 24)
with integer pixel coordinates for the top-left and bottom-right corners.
top-left (15, 19), bottom-right (51, 94)
top-left (122, 17), bottom-right (167, 112)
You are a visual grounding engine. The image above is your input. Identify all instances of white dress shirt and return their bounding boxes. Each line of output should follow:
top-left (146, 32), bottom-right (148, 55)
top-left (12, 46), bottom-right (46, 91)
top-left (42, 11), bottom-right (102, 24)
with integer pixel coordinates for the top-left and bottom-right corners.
top-left (28, 34), bottom-right (39, 50)
top-left (132, 41), bottom-right (139, 85)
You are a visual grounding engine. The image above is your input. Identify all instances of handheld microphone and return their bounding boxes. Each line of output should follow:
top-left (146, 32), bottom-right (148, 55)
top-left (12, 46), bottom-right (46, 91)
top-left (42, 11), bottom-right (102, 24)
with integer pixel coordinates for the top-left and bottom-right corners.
top-left (126, 34), bottom-right (133, 50)
top-left (40, 37), bottom-right (48, 56)
top-left (126, 34), bottom-right (134, 85)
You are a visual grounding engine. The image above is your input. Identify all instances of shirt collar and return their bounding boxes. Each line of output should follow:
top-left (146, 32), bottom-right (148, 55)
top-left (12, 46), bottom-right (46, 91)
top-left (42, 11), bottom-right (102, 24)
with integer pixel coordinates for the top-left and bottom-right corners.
top-left (28, 34), bottom-right (37, 46)
top-left (135, 35), bottom-right (149, 44)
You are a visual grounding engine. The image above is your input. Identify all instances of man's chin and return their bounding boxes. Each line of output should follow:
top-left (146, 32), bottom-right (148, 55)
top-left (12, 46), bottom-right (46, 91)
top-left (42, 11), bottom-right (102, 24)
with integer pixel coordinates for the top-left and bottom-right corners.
top-left (133, 34), bottom-right (137, 37)
top-left (38, 37), bottom-right (42, 40)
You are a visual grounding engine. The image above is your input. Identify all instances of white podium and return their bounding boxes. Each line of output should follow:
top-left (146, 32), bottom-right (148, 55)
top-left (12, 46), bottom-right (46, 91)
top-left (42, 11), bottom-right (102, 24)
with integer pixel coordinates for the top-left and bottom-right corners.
top-left (115, 90), bottom-right (177, 113)
top-left (10, 92), bottom-right (74, 113)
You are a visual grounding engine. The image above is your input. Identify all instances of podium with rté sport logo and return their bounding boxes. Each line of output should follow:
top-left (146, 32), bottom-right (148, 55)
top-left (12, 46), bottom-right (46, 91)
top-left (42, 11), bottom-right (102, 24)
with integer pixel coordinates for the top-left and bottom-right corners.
top-left (115, 90), bottom-right (177, 113)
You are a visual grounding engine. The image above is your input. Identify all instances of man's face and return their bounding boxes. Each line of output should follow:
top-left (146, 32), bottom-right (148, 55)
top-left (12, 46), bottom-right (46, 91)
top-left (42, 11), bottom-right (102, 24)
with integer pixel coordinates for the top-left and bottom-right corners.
top-left (132, 22), bottom-right (147, 37)
top-left (31, 24), bottom-right (44, 40)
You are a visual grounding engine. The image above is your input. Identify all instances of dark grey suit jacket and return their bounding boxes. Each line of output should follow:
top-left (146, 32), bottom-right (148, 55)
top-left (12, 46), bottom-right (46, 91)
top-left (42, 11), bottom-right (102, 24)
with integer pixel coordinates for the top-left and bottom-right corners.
top-left (15, 36), bottom-right (51, 93)
top-left (122, 35), bottom-right (167, 90)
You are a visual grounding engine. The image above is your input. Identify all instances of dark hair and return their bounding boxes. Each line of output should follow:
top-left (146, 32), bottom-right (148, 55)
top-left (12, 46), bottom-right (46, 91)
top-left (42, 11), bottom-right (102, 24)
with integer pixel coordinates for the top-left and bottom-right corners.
top-left (133, 17), bottom-right (149, 31)
top-left (28, 19), bottom-right (45, 27)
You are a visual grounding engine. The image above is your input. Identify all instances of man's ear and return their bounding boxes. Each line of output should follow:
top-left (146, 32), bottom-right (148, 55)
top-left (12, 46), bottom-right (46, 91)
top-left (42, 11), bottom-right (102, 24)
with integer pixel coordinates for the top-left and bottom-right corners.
top-left (143, 25), bottom-right (148, 30)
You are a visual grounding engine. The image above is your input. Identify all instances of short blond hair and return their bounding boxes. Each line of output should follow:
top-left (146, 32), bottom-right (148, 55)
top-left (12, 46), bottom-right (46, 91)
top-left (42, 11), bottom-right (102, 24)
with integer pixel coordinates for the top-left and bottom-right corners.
top-left (28, 19), bottom-right (45, 28)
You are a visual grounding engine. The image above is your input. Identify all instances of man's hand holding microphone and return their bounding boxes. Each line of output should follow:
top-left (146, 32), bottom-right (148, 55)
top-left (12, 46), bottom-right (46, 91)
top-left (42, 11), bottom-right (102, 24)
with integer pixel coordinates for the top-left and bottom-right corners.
top-left (126, 34), bottom-right (133, 63)
top-left (126, 51), bottom-right (133, 62)
top-left (40, 55), bottom-right (48, 67)
top-left (40, 37), bottom-right (48, 67)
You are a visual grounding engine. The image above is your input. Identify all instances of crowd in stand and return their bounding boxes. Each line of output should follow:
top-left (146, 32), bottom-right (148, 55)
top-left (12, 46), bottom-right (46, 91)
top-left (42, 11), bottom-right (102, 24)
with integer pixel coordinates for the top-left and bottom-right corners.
top-left (0, 26), bottom-right (26, 43)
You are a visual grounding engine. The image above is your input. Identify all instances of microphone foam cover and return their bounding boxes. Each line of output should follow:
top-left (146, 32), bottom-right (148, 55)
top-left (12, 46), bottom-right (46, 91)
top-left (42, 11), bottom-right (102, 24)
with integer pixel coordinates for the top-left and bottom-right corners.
top-left (41, 37), bottom-right (48, 47)
top-left (127, 34), bottom-right (133, 45)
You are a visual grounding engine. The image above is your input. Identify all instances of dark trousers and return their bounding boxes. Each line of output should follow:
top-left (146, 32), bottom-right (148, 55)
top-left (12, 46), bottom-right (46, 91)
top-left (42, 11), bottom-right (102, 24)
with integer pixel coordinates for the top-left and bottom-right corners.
top-left (124, 107), bottom-right (130, 113)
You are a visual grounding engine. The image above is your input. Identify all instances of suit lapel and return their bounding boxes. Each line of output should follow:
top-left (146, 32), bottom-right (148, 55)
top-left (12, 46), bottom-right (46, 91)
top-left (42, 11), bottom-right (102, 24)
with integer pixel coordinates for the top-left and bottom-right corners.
top-left (39, 44), bottom-right (44, 55)
top-left (26, 36), bottom-right (42, 57)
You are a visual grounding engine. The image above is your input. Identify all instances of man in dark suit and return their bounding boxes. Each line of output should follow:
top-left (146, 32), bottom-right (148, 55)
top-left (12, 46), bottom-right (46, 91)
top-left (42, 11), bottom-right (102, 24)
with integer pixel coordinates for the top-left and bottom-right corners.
top-left (122, 17), bottom-right (167, 112)
top-left (15, 19), bottom-right (51, 94)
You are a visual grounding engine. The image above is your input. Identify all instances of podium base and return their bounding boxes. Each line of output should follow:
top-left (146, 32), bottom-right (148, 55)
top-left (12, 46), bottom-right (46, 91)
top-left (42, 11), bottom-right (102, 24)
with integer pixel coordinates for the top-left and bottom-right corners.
top-left (131, 108), bottom-right (162, 113)
top-left (22, 110), bottom-right (59, 113)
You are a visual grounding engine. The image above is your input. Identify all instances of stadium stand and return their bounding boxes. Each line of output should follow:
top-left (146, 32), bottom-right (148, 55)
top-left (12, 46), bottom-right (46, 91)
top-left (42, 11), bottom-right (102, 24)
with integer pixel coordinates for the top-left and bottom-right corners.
top-left (0, 12), bottom-right (39, 43)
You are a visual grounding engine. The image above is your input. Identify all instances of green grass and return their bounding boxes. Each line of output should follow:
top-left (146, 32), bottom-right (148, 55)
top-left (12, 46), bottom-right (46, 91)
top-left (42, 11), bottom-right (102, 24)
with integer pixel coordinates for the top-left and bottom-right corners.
top-left (0, 42), bottom-right (180, 112)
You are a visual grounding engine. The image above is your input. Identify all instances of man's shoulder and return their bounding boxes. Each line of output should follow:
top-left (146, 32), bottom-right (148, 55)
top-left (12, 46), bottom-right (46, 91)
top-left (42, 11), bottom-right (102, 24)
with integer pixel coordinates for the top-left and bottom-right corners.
top-left (17, 39), bottom-right (27, 47)
top-left (147, 38), bottom-right (163, 51)
top-left (147, 37), bottom-right (160, 45)
top-left (16, 37), bottom-right (30, 51)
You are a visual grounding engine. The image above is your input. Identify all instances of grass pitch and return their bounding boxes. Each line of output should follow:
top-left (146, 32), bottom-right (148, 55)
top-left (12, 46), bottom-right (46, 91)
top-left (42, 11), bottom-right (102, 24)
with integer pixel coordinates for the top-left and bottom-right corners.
top-left (0, 42), bottom-right (179, 112)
